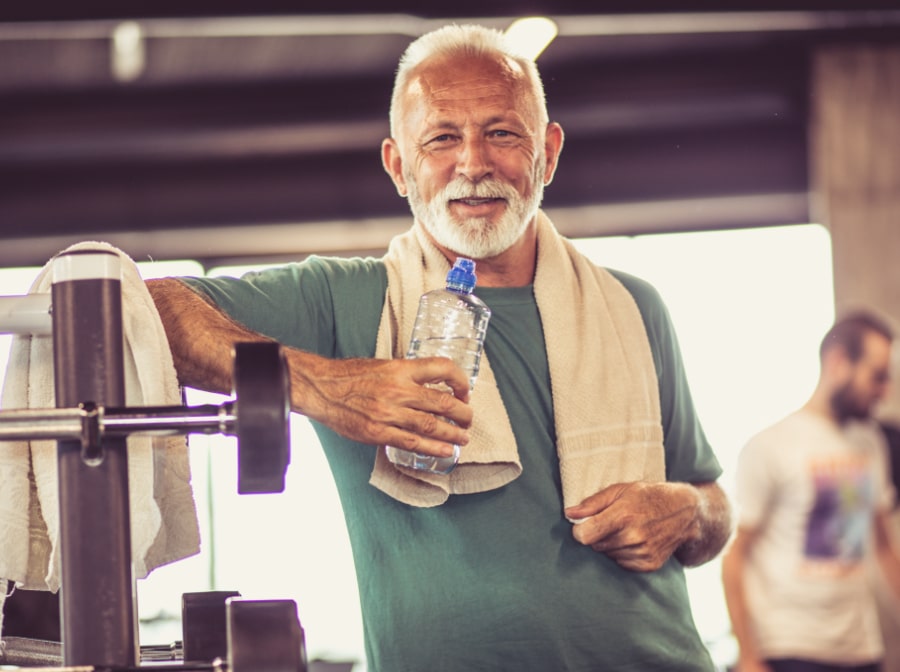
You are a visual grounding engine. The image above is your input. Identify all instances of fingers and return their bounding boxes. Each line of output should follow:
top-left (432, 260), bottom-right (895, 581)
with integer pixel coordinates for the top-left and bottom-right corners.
top-left (574, 514), bottom-right (673, 572)
top-left (369, 361), bottom-right (473, 457)
top-left (372, 394), bottom-right (471, 458)
top-left (569, 485), bottom-right (635, 550)
top-left (291, 351), bottom-right (474, 453)
top-left (564, 482), bottom-right (631, 522)
top-left (368, 358), bottom-right (473, 431)
top-left (567, 482), bottom-right (694, 572)
top-left (591, 544), bottom-right (667, 573)
top-left (410, 356), bottom-right (472, 403)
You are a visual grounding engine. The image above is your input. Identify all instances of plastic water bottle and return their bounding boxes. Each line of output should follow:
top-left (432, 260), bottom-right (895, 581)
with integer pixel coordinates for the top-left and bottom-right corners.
top-left (385, 257), bottom-right (492, 474)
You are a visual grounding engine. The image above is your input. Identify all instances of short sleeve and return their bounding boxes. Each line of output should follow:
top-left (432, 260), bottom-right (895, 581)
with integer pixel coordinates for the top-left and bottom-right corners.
top-left (734, 435), bottom-right (776, 529)
top-left (180, 255), bottom-right (387, 357)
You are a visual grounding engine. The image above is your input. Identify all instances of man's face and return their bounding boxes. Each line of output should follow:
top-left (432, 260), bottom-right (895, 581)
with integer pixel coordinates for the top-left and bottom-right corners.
top-left (830, 331), bottom-right (893, 422)
top-left (393, 53), bottom-right (550, 259)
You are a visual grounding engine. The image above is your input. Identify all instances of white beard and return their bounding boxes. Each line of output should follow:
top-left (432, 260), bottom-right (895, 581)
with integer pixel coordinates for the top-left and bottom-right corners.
top-left (404, 161), bottom-right (546, 259)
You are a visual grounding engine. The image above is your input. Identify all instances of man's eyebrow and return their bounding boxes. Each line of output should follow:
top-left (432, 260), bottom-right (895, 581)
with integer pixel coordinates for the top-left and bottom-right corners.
top-left (423, 120), bottom-right (461, 131)
top-left (429, 116), bottom-right (529, 131)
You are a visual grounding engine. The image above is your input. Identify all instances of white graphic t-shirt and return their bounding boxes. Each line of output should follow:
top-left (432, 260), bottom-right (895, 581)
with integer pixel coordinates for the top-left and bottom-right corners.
top-left (735, 410), bottom-right (895, 663)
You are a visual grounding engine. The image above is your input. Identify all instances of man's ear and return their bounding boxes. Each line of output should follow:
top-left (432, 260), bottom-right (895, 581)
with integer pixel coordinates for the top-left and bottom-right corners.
top-left (542, 122), bottom-right (565, 185)
top-left (824, 346), bottom-right (854, 384)
top-left (381, 138), bottom-right (408, 197)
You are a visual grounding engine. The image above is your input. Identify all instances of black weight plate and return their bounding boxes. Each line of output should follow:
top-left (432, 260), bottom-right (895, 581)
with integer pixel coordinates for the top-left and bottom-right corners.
top-left (227, 599), bottom-right (308, 672)
top-left (232, 342), bottom-right (291, 494)
top-left (182, 590), bottom-right (242, 663)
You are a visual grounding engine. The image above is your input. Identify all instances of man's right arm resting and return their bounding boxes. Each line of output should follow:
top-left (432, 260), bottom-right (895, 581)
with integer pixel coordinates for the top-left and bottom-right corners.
top-left (721, 525), bottom-right (771, 672)
top-left (146, 277), bottom-right (471, 457)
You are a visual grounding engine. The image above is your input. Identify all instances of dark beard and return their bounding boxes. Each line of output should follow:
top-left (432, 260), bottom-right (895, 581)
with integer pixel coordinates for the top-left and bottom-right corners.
top-left (829, 383), bottom-right (869, 424)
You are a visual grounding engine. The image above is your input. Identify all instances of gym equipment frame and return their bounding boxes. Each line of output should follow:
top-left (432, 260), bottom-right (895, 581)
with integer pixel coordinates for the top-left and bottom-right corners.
top-left (0, 250), bottom-right (305, 671)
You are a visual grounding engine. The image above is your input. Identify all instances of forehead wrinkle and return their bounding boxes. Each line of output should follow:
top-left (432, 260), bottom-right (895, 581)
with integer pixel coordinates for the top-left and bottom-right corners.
top-left (429, 75), bottom-right (517, 100)
top-left (414, 85), bottom-right (533, 133)
top-left (409, 52), bottom-right (529, 101)
top-left (409, 80), bottom-right (513, 121)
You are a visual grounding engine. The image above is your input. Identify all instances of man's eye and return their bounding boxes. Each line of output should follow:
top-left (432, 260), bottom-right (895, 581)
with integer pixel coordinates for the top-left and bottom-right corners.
top-left (430, 134), bottom-right (454, 143)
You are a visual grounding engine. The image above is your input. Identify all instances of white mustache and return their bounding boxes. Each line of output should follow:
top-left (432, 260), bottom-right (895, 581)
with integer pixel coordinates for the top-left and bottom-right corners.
top-left (441, 177), bottom-right (517, 202)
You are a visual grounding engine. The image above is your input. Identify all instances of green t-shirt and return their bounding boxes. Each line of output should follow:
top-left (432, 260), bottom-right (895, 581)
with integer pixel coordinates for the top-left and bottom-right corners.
top-left (183, 255), bottom-right (721, 672)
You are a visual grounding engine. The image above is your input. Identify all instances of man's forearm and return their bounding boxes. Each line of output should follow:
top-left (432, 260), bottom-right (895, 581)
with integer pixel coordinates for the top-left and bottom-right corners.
top-left (674, 481), bottom-right (733, 567)
top-left (147, 277), bottom-right (274, 395)
top-left (875, 510), bottom-right (900, 600)
top-left (721, 529), bottom-right (764, 667)
top-left (147, 276), bottom-right (473, 453)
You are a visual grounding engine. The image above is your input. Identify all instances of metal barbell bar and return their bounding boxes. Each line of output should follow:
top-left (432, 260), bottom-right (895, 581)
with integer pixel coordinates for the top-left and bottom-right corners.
top-left (0, 341), bottom-right (291, 494)
top-left (0, 401), bottom-right (236, 443)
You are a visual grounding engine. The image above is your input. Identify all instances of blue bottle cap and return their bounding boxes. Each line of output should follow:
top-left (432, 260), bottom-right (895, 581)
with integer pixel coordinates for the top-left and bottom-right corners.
top-left (446, 257), bottom-right (477, 293)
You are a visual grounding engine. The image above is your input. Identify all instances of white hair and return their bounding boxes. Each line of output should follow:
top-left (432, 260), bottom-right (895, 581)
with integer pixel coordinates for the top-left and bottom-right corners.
top-left (388, 24), bottom-right (549, 138)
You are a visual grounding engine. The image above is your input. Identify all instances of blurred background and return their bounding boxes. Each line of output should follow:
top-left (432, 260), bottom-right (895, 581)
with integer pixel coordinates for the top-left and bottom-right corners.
top-left (1, 1), bottom-right (900, 670)
top-left (1, 0), bottom-right (896, 269)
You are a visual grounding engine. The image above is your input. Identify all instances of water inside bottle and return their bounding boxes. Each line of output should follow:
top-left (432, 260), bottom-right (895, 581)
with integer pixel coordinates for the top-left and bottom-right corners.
top-left (384, 335), bottom-right (479, 474)
top-left (407, 335), bottom-right (482, 390)
top-left (384, 443), bottom-right (460, 474)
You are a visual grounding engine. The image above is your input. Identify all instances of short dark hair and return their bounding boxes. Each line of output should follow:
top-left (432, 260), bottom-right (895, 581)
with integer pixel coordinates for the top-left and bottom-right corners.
top-left (820, 310), bottom-right (894, 363)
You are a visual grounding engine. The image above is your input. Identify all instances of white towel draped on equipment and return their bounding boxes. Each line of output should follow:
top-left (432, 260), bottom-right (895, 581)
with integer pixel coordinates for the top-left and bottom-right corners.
top-left (0, 242), bottom-right (200, 623)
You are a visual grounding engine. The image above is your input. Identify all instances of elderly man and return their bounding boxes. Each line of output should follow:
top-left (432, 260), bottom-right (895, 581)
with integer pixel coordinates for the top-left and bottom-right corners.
top-left (149, 24), bottom-right (731, 671)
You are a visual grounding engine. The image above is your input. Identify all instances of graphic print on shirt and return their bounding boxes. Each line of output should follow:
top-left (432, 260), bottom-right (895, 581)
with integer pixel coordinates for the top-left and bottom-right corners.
top-left (804, 454), bottom-right (874, 565)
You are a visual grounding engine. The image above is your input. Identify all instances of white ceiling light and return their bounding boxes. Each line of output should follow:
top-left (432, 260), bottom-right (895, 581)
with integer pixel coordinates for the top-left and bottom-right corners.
top-left (111, 21), bottom-right (145, 82)
top-left (504, 17), bottom-right (558, 61)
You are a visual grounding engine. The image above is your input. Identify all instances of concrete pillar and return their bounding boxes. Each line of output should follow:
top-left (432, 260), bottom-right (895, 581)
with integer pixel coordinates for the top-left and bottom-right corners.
top-left (811, 44), bottom-right (900, 421)
top-left (811, 43), bottom-right (900, 671)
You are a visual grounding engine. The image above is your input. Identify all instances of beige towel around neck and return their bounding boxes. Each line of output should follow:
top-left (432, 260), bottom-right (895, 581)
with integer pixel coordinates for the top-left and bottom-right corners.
top-left (370, 212), bottom-right (665, 509)
top-left (0, 241), bottom-right (200, 595)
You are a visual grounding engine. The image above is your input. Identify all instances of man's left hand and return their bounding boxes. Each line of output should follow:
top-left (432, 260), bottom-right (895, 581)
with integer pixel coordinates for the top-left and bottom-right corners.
top-left (565, 482), bottom-right (711, 572)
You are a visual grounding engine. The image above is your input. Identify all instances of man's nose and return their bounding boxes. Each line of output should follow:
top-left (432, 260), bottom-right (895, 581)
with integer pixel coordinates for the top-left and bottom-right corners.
top-left (456, 137), bottom-right (492, 182)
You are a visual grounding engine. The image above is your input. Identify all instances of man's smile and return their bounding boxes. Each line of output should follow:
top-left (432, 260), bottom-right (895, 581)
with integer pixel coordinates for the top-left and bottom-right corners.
top-left (450, 196), bottom-right (505, 208)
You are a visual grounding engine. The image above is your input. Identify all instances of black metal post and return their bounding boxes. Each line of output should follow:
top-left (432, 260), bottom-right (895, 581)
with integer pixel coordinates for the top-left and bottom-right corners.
top-left (51, 250), bottom-right (137, 666)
